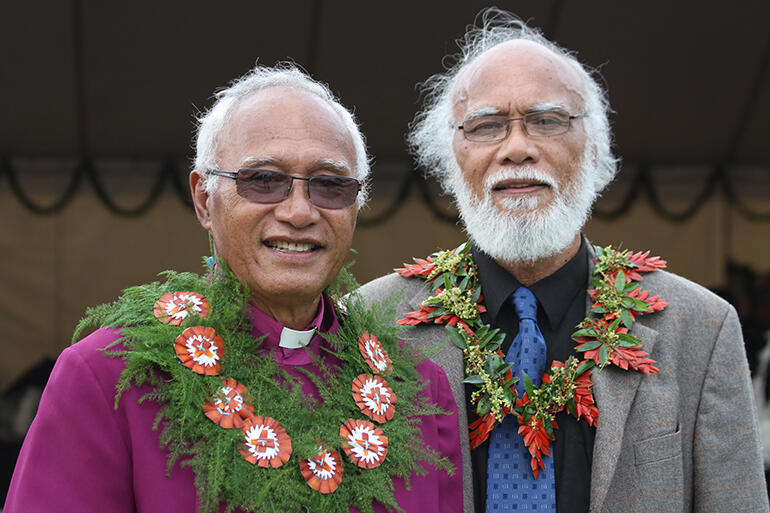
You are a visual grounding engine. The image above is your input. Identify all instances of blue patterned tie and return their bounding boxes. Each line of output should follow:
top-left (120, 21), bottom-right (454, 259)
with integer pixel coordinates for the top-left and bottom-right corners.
top-left (485, 286), bottom-right (556, 511)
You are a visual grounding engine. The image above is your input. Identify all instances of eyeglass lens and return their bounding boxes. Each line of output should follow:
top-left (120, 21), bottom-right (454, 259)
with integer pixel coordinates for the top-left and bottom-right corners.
top-left (462, 110), bottom-right (573, 141)
top-left (234, 168), bottom-right (360, 209)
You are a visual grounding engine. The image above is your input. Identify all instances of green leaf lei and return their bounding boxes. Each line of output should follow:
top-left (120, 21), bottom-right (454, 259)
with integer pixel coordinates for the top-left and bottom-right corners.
top-left (73, 261), bottom-right (454, 513)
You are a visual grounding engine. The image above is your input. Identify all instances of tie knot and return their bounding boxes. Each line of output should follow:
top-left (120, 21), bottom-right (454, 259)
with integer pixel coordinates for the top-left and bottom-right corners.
top-left (512, 286), bottom-right (538, 321)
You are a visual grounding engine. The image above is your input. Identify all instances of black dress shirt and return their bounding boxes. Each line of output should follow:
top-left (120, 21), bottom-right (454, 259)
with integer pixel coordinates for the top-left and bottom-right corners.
top-left (468, 239), bottom-right (595, 513)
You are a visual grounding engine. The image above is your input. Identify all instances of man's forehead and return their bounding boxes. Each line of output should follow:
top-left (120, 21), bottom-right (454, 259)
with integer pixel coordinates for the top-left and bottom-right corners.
top-left (232, 87), bottom-right (342, 125)
top-left (452, 40), bottom-right (585, 117)
top-left (217, 87), bottom-right (357, 172)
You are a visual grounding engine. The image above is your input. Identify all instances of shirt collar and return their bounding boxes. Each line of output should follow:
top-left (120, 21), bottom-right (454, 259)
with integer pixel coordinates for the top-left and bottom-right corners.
top-left (279, 326), bottom-right (317, 349)
top-left (245, 294), bottom-right (339, 365)
top-left (473, 237), bottom-right (588, 329)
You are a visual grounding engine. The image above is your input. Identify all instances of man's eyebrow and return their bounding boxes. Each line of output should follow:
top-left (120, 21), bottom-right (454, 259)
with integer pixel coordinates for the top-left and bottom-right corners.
top-left (313, 159), bottom-right (352, 175)
top-left (527, 102), bottom-right (569, 113)
top-left (239, 156), bottom-right (279, 168)
top-left (238, 156), bottom-right (352, 175)
top-left (463, 106), bottom-right (503, 121)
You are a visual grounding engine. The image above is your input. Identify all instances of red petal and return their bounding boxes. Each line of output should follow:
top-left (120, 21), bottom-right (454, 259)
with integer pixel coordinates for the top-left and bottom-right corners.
top-left (625, 250), bottom-right (667, 273)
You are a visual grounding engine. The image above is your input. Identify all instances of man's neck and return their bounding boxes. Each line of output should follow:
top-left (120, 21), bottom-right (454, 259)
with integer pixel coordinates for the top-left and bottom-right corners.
top-left (495, 234), bottom-right (582, 287)
top-left (250, 295), bottom-right (322, 331)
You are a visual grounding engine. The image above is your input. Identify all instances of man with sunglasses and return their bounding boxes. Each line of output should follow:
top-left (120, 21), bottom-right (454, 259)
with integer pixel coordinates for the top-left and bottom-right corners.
top-left (5, 64), bottom-right (462, 512)
top-left (359, 9), bottom-right (767, 513)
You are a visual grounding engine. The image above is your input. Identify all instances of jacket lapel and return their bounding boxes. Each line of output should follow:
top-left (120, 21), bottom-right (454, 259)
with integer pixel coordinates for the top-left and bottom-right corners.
top-left (589, 322), bottom-right (659, 511)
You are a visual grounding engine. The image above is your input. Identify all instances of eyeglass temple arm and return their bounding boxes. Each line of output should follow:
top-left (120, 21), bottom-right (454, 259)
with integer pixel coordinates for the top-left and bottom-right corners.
top-left (205, 169), bottom-right (238, 179)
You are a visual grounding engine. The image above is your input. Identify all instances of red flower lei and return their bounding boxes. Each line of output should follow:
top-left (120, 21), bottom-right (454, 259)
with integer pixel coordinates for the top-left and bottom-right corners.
top-left (396, 242), bottom-right (667, 477)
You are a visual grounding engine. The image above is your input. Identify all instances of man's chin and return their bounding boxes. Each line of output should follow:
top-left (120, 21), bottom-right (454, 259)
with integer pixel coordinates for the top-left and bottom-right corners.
top-left (461, 200), bottom-right (582, 264)
top-left (492, 189), bottom-right (551, 212)
top-left (492, 202), bottom-right (548, 220)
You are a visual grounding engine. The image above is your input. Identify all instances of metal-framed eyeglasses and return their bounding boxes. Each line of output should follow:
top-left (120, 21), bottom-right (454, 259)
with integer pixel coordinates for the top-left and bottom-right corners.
top-left (206, 168), bottom-right (363, 209)
top-left (456, 109), bottom-right (587, 142)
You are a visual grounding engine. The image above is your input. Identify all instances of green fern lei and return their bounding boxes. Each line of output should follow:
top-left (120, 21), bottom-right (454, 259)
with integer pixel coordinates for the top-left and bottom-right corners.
top-left (73, 262), bottom-right (455, 513)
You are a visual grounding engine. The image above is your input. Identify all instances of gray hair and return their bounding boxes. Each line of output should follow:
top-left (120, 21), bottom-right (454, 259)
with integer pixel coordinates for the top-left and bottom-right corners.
top-left (408, 8), bottom-right (617, 197)
top-left (194, 62), bottom-right (371, 205)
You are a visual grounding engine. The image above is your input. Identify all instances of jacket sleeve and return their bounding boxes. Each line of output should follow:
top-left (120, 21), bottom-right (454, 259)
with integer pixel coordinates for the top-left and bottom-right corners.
top-left (692, 305), bottom-right (769, 512)
top-left (3, 334), bottom-right (135, 513)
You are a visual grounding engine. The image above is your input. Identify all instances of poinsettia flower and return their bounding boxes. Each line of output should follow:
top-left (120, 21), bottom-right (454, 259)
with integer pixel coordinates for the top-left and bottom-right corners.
top-left (589, 287), bottom-right (669, 324)
top-left (358, 332), bottom-right (392, 375)
top-left (605, 345), bottom-right (659, 374)
top-left (542, 360), bottom-right (597, 426)
top-left (394, 256), bottom-right (435, 278)
top-left (623, 250), bottom-right (667, 281)
top-left (578, 336), bottom-right (659, 375)
top-left (468, 409), bottom-right (511, 450)
top-left (202, 377), bottom-right (254, 428)
top-left (543, 359), bottom-right (568, 379)
top-left (625, 287), bottom-right (669, 314)
top-left (340, 419), bottom-right (388, 469)
top-left (516, 414), bottom-right (557, 478)
top-left (573, 319), bottom-right (659, 374)
top-left (397, 289), bottom-right (485, 334)
top-left (593, 250), bottom-right (666, 283)
top-left (398, 302), bottom-right (462, 327)
top-left (572, 369), bottom-right (598, 427)
top-left (239, 416), bottom-right (292, 468)
top-left (352, 374), bottom-right (397, 424)
top-left (153, 291), bottom-right (209, 325)
top-left (300, 445), bottom-right (343, 494)
top-left (174, 326), bottom-right (224, 375)
top-left (397, 304), bottom-right (472, 333)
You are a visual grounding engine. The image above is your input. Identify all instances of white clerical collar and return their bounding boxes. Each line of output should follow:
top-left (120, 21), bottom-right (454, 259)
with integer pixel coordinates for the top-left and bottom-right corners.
top-left (279, 326), bottom-right (316, 349)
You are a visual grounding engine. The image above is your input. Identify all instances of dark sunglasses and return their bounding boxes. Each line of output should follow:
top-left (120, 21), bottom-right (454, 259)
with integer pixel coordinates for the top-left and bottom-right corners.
top-left (206, 168), bottom-right (363, 209)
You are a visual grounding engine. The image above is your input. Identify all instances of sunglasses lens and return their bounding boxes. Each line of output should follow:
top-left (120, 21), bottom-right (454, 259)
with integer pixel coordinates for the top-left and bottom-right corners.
top-left (308, 176), bottom-right (360, 209)
top-left (233, 168), bottom-right (360, 208)
top-left (235, 169), bottom-right (291, 203)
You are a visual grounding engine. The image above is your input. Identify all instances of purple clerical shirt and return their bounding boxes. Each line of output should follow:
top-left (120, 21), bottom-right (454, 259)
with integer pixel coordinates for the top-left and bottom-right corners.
top-left (4, 295), bottom-right (463, 512)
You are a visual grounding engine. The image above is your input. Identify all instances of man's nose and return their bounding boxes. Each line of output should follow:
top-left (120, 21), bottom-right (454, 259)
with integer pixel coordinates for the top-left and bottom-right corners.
top-left (273, 181), bottom-right (320, 227)
top-left (496, 120), bottom-right (540, 165)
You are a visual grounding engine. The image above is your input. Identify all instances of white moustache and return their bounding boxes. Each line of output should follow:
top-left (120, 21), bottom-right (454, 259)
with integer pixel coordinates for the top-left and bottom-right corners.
top-left (484, 166), bottom-right (559, 193)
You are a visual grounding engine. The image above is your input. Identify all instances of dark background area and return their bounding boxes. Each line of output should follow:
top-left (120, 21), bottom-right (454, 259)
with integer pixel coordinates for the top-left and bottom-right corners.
top-left (2, 1), bottom-right (769, 167)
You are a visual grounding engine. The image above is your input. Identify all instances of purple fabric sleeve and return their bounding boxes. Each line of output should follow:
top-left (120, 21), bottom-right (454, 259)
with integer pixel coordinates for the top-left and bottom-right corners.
top-left (5, 328), bottom-right (134, 512)
top-left (362, 358), bottom-right (464, 513)
top-left (4, 328), bottom-right (196, 512)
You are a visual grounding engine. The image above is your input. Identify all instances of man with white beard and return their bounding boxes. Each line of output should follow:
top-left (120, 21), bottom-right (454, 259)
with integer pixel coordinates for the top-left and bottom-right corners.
top-left (358, 9), bottom-right (767, 513)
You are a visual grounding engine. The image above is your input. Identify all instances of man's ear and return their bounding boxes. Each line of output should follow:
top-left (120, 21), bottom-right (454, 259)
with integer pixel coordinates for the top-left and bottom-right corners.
top-left (190, 170), bottom-right (212, 230)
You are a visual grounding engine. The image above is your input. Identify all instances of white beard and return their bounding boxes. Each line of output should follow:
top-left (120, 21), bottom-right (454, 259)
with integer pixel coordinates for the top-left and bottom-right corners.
top-left (451, 158), bottom-right (597, 263)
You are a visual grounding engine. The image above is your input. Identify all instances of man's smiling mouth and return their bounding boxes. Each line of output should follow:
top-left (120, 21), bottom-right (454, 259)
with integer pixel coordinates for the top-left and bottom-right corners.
top-left (264, 240), bottom-right (320, 253)
top-left (492, 178), bottom-right (551, 191)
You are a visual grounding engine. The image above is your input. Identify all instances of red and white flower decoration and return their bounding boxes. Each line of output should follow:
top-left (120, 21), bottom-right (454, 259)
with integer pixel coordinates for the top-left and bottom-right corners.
top-left (340, 419), bottom-right (388, 469)
top-left (352, 374), bottom-right (397, 424)
top-left (154, 291), bottom-right (209, 325)
top-left (358, 332), bottom-right (392, 375)
top-left (299, 445), bottom-right (343, 494)
top-left (239, 416), bottom-right (292, 468)
top-left (202, 377), bottom-right (254, 429)
top-left (174, 326), bottom-right (224, 376)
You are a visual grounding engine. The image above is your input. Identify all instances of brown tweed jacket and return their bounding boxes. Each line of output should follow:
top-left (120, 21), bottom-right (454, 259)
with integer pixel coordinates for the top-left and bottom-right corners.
top-left (357, 250), bottom-right (768, 513)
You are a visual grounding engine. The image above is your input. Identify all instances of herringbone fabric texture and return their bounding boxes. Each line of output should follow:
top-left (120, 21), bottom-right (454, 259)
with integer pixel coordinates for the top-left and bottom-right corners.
top-left (486, 287), bottom-right (556, 511)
